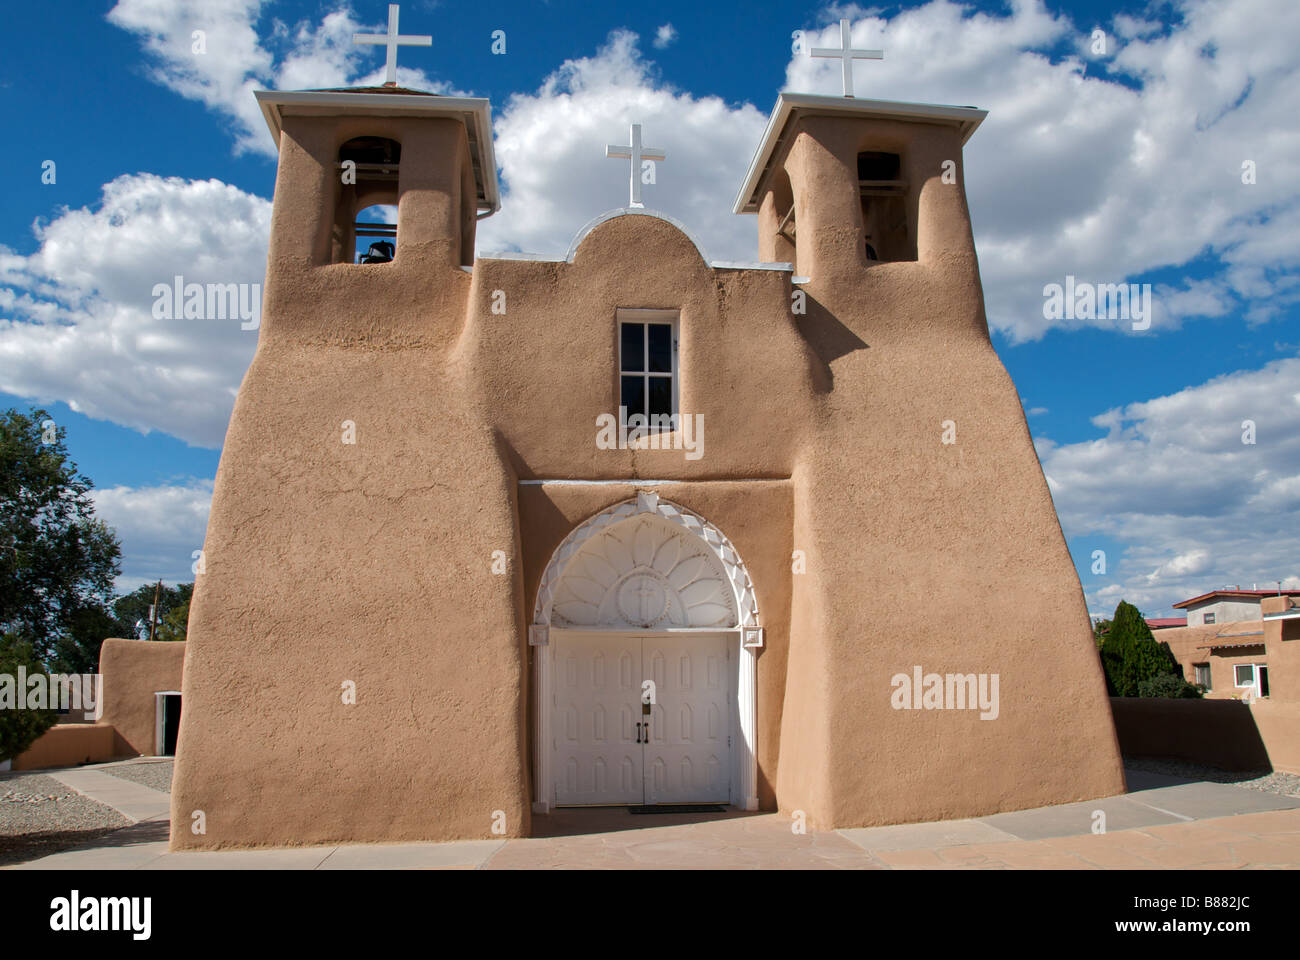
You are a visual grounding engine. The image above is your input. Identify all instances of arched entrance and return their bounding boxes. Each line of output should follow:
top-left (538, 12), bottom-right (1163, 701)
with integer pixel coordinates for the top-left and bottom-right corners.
top-left (530, 492), bottom-right (763, 812)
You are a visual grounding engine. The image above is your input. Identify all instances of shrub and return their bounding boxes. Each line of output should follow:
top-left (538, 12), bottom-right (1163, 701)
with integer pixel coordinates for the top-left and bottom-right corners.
top-left (1136, 671), bottom-right (1204, 699)
top-left (0, 634), bottom-right (57, 762)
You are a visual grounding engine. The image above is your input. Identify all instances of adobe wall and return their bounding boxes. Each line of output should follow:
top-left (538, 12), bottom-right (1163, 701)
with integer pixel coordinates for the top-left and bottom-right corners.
top-left (98, 638), bottom-right (186, 757)
top-left (1249, 701), bottom-right (1300, 773)
top-left (174, 109), bottom-right (1124, 847)
top-left (767, 118), bottom-right (1125, 827)
top-left (1261, 596), bottom-right (1300, 702)
top-left (1111, 697), bottom-right (1300, 774)
top-left (1158, 621), bottom-right (1273, 699)
top-left (12, 723), bottom-right (116, 771)
top-left (170, 113), bottom-right (529, 851)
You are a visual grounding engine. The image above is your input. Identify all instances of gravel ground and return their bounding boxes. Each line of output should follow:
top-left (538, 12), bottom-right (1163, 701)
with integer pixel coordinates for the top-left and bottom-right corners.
top-left (0, 770), bottom-right (131, 868)
top-left (1125, 756), bottom-right (1300, 798)
top-left (99, 758), bottom-right (173, 793)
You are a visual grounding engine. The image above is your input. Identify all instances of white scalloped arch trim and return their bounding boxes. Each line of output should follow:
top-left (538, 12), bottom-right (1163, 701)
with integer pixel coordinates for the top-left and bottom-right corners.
top-left (533, 492), bottom-right (759, 629)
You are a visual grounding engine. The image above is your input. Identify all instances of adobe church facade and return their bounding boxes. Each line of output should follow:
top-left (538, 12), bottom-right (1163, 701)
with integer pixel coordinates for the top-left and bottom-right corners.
top-left (169, 79), bottom-right (1125, 849)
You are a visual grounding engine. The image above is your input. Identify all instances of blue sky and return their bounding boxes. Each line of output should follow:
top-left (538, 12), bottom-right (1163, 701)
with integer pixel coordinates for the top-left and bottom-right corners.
top-left (2, 0), bottom-right (1298, 618)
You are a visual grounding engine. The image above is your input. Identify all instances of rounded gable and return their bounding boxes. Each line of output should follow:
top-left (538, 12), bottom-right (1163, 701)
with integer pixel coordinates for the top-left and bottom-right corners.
top-left (565, 208), bottom-right (712, 268)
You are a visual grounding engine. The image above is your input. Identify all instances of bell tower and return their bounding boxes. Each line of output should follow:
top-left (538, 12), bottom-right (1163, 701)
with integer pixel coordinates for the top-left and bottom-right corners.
top-left (251, 87), bottom-right (499, 339)
top-left (735, 94), bottom-right (986, 283)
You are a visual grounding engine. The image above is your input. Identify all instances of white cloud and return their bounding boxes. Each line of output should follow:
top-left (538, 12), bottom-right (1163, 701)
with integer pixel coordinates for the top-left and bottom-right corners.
top-left (476, 30), bottom-right (769, 263)
top-left (93, 479), bottom-right (214, 588)
top-left (653, 24), bottom-right (678, 50)
top-left (0, 174), bottom-right (270, 448)
top-left (103, 1), bottom-right (1300, 343)
top-left (1042, 356), bottom-right (1300, 615)
top-left (783, 0), bottom-right (1300, 341)
top-left (107, 0), bottom-right (453, 155)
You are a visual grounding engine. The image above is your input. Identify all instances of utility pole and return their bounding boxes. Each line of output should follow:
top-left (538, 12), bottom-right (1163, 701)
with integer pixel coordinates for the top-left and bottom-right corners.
top-left (148, 579), bottom-right (162, 641)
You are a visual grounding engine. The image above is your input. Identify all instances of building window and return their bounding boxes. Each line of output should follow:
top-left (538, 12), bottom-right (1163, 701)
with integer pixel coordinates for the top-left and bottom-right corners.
top-left (1203, 612), bottom-right (1216, 624)
top-left (1234, 663), bottom-right (1255, 687)
top-left (1194, 663), bottom-right (1211, 690)
top-left (618, 312), bottom-right (678, 428)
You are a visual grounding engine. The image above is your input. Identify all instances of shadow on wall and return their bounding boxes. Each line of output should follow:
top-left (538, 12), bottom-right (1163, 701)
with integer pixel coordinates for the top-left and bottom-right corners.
top-left (794, 288), bottom-right (868, 395)
top-left (1110, 697), bottom-right (1272, 772)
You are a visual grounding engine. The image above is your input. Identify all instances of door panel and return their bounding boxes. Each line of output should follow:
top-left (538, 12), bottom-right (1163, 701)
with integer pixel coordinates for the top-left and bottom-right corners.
top-left (642, 634), bottom-right (731, 804)
top-left (552, 631), bottom-right (732, 806)
top-left (553, 633), bottom-right (643, 805)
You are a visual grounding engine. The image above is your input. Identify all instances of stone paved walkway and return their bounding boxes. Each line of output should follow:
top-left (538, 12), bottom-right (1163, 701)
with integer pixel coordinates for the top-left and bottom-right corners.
top-left (6, 764), bottom-right (1299, 870)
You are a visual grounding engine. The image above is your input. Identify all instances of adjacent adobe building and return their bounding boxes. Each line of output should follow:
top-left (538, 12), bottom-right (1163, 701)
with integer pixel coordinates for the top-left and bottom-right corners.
top-left (169, 73), bottom-right (1125, 849)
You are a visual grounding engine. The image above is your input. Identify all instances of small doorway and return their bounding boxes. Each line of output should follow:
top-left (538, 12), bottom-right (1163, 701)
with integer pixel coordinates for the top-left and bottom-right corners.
top-left (154, 691), bottom-right (182, 756)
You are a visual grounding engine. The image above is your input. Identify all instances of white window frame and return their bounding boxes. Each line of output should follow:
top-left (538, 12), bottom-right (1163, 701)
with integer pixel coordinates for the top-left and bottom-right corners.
top-left (616, 309), bottom-right (679, 428)
top-left (1233, 664), bottom-right (1256, 688)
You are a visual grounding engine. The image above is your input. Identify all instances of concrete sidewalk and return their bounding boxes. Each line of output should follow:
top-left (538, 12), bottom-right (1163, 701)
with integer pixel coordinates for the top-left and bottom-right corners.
top-left (7, 766), bottom-right (1299, 870)
top-left (44, 767), bottom-right (170, 825)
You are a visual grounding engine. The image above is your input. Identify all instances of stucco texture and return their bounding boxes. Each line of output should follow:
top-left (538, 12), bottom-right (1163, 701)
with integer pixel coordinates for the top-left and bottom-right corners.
top-left (170, 103), bottom-right (1124, 849)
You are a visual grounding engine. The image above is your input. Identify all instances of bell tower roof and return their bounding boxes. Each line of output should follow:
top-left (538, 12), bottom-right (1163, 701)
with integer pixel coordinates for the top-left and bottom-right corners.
top-left (253, 87), bottom-right (501, 216)
top-left (732, 93), bottom-right (987, 214)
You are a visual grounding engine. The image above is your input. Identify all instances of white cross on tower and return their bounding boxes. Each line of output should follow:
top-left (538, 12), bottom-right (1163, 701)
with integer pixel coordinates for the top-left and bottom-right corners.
top-left (810, 19), bottom-right (883, 98)
top-left (605, 123), bottom-right (666, 209)
top-left (353, 4), bottom-right (432, 86)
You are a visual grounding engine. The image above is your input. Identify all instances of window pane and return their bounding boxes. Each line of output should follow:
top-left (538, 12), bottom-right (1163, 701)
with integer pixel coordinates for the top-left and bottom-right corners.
top-left (1235, 664), bottom-right (1254, 686)
top-left (648, 376), bottom-right (672, 421)
top-left (621, 375), bottom-right (645, 418)
top-left (648, 324), bottom-right (672, 373)
top-left (620, 323), bottom-right (643, 372)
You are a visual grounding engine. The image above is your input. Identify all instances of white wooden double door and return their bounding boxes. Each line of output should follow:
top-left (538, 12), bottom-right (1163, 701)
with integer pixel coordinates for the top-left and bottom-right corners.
top-left (552, 631), bottom-right (732, 806)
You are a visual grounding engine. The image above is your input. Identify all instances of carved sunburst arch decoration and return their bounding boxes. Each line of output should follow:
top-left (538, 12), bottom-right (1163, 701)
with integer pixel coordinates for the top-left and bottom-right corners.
top-left (532, 491), bottom-right (760, 633)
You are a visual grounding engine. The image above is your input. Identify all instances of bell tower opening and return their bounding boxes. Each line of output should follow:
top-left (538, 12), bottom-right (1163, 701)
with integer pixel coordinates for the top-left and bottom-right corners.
top-left (856, 150), bottom-right (914, 263)
top-left (335, 136), bottom-right (401, 265)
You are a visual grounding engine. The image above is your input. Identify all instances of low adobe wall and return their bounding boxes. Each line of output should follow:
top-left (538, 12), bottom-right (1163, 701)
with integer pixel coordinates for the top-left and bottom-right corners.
top-left (12, 723), bottom-right (117, 771)
top-left (98, 638), bottom-right (187, 757)
top-left (1110, 697), bottom-right (1299, 773)
top-left (1248, 701), bottom-right (1300, 774)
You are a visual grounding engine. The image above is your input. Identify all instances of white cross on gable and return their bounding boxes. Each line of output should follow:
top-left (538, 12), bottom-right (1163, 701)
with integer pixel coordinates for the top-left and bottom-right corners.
top-left (810, 18), bottom-right (883, 98)
top-left (353, 4), bottom-right (432, 86)
top-left (605, 123), bottom-right (666, 209)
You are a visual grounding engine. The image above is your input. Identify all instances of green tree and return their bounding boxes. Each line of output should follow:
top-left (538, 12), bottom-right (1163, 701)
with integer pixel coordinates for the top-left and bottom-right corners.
top-left (0, 409), bottom-right (121, 667)
top-left (1092, 617), bottom-right (1111, 649)
top-left (1099, 599), bottom-right (1199, 697)
top-left (0, 633), bottom-right (57, 762)
top-left (110, 582), bottom-right (192, 642)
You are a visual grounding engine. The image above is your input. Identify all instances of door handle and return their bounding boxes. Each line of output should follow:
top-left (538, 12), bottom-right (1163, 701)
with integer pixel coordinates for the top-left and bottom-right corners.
top-left (635, 722), bottom-right (643, 743)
